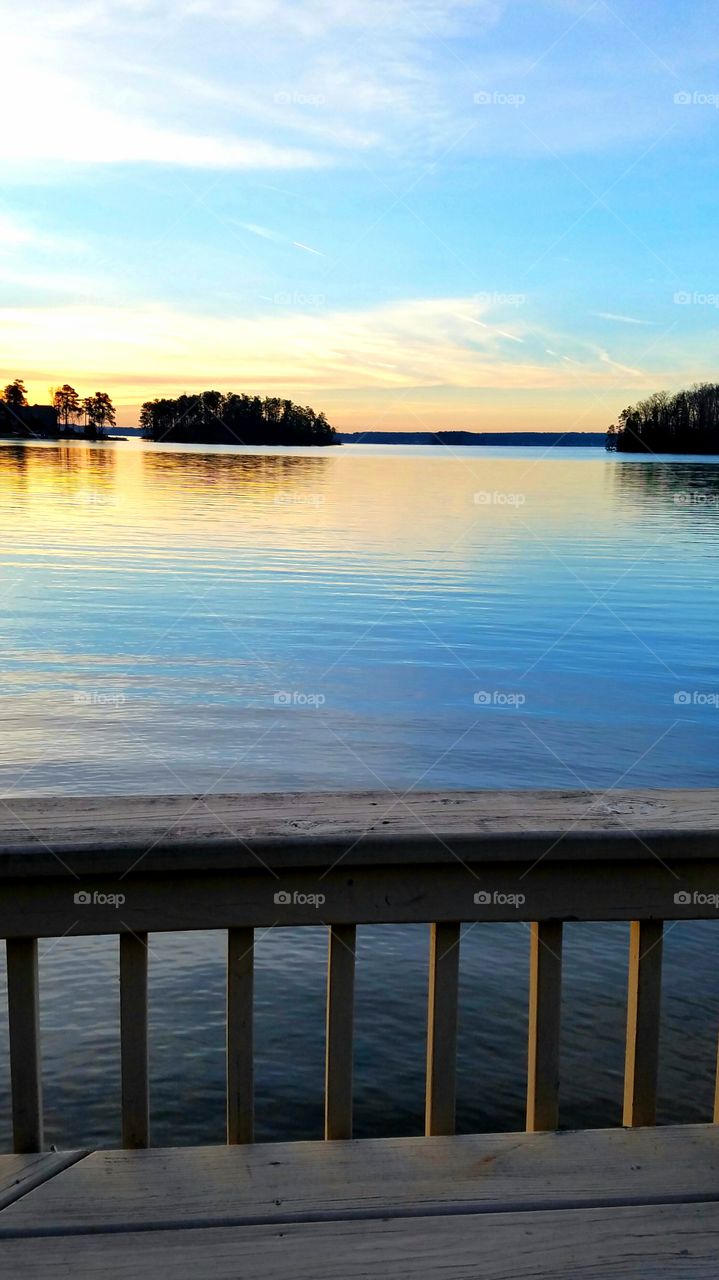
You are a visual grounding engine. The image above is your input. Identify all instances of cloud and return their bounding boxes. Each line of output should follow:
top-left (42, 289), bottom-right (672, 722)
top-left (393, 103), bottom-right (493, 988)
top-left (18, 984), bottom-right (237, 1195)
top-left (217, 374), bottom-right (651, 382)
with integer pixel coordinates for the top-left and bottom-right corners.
top-left (0, 3), bottom-right (502, 176)
top-left (0, 0), bottom-right (699, 182)
top-left (457, 314), bottom-right (524, 343)
top-left (240, 224), bottom-right (324, 255)
top-left (592, 311), bottom-right (657, 326)
top-left (597, 349), bottom-right (646, 378)
top-left (0, 34), bottom-right (327, 170)
top-left (241, 224), bottom-right (285, 242)
top-left (0, 213), bottom-right (86, 255)
top-left (0, 87), bottom-right (325, 170)
top-left (0, 295), bottom-right (667, 404)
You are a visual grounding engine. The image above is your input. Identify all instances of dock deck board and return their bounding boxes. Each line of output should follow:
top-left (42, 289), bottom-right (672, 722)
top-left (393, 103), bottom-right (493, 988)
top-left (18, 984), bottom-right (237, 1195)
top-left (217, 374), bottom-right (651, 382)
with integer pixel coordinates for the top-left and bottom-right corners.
top-left (0, 1151), bottom-right (86, 1211)
top-left (2, 1202), bottom-right (719, 1279)
top-left (2, 1126), bottom-right (719, 1233)
top-left (1, 1126), bottom-right (718, 1276)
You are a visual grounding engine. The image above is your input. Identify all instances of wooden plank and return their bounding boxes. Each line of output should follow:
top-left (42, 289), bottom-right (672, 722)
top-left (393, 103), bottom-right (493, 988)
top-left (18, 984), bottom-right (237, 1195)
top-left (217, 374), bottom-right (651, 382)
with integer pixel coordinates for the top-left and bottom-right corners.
top-left (526, 921), bottom-right (563, 1132)
top-left (3, 858), bottom-right (719, 938)
top-left (0, 1152), bottom-right (86, 1212)
top-left (624, 919), bottom-right (663, 1127)
top-left (425, 922), bottom-right (460, 1136)
top-left (227, 927), bottom-right (254, 1144)
top-left (6, 938), bottom-right (43, 1153)
top-left (120, 932), bottom-right (149, 1149)
top-left (4, 1201), bottom-right (719, 1278)
top-left (4, 1126), bottom-right (719, 1233)
top-left (325, 925), bottom-right (356, 1140)
top-left (1, 790), bottom-right (719, 880)
top-left (714, 1030), bottom-right (719, 1125)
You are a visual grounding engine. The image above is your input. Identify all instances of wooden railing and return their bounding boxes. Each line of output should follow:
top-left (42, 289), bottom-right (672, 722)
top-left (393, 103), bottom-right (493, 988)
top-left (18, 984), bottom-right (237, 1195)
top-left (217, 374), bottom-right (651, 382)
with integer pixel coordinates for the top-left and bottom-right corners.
top-left (1, 789), bottom-right (719, 1153)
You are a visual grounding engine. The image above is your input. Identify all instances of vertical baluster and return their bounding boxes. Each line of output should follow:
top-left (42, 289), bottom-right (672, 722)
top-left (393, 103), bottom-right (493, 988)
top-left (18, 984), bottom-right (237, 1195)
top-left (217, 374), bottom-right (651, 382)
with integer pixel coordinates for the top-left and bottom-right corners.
top-left (624, 919), bottom-right (663, 1127)
top-left (120, 931), bottom-right (149, 1149)
top-left (6, 938), bottom-right (43, 1153)
top-left (713, 1036), bottom-right (719, 1124)
top-left (325, 924), bottom-right (356, 1140)
top-left (526, 920), bottom-right (563, 1132)
top-left (227, 927), bottom-right (254, 1144)
top-left (425, 921), bottom-right (460, 1136)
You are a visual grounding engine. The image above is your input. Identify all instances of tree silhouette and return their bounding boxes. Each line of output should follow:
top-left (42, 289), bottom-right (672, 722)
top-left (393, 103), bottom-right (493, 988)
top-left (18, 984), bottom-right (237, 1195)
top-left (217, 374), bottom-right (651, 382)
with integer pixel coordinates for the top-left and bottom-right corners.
top-left (51, 384), bottom-right (82, 430)
top-left (140, 389), bottom-right (338, 447)
top-left (609, 383), bottom-right (719, 453)
top-left (82, 392), bottom-right (116, 439)
top-left (2, 379), bottom-right (28, 408)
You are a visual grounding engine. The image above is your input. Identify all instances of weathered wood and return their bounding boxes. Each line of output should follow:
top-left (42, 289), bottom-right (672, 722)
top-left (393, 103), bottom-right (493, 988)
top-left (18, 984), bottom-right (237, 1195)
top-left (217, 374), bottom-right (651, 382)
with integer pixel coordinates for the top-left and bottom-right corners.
top-left (120, 932), bottom-right (149, 1149)
top-left (0, 1151), bottom-right (86, 1212)
top-left (526, 921), bottom-right (563, 1132)
top-left (1, 790), bottom-right (719, 880)
top-left (714, 1031), bottom-right (719, 1125)
top-left (325, 925), bottom-right (356, 1140)
top-left (4, 1201), bottom-right (719, 1278)
top-left (624, 919), bottom-right (663, 1127)
top-left (425, 922), bottom-right (460, 1136)
top-left (1, 858), bottom-right (718, 939)
top-left (6, 1126), bottom-right (719, 1233)
top-left (6, 938), bottom-right (43, 1153)
top-left (227, 927), bottom-right (254, 1144)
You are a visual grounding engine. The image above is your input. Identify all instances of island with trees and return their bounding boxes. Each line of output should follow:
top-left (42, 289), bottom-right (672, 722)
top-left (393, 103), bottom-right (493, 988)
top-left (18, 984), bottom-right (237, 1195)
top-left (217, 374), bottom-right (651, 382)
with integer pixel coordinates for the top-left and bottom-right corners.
top-left (139, 391), bottom-right (338, 446)
top-left (607, 383), bottom-right (719, 453)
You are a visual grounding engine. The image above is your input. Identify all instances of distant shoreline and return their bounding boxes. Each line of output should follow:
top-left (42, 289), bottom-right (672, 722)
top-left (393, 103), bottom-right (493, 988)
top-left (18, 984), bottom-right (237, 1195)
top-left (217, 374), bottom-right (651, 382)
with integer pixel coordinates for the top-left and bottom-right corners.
top-left (337, 430), bottom-right (605, 446)
top-left (1, 426), bottom-right (607, 448)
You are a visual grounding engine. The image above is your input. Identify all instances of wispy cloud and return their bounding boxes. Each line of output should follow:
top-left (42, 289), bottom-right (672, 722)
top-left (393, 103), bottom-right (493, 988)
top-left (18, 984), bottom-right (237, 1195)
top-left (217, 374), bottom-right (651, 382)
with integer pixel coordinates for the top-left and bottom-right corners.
top-left (241, 224), bottom-right (324, 255)
top-left (0, 295), bottom-right (669, 402)
top-left (457, 314), bottom-right (525, 342)
top-left (597, 348), bottom-right (646, 378)
top-left (0, 213), bottom-right (86, 256)
top-left (592, 311), bottom-right (657, 326)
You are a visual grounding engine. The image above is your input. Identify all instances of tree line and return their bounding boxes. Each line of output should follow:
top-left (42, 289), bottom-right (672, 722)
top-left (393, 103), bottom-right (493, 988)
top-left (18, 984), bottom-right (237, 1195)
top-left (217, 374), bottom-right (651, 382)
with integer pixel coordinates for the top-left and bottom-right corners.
top-left (139, 391), bottom-right (337, 446)
top-left (607, 383), bottom-right (719, 453)
top-left (1, 379), bottom-right (337, 447)
top-left (0, 378), bottom-right (116, 438)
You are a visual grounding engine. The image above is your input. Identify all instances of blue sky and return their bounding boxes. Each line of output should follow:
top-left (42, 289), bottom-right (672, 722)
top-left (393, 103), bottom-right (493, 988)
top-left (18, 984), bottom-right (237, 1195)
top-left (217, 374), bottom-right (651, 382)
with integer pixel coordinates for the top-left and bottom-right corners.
top-left (1, 0), bottom-right (718, 430)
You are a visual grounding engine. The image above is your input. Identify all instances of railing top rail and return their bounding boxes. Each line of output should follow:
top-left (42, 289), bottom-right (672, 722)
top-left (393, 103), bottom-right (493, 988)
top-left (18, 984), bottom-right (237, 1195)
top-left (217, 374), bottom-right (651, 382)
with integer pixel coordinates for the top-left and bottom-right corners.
top-left (0, 789), bottom-right (718, 879)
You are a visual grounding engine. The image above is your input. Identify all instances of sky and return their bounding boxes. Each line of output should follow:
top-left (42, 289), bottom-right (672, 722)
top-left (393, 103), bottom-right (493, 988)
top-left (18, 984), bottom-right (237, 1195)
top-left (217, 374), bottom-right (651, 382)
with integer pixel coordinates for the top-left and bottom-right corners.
top-left (1, 0), bottom-right (718, 432)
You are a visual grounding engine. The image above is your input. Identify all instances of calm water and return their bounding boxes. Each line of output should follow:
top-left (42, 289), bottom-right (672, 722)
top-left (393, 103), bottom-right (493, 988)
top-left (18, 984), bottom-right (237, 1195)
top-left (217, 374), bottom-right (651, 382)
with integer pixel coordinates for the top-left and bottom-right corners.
top-left (0, 439), bottom-right (718, 1147)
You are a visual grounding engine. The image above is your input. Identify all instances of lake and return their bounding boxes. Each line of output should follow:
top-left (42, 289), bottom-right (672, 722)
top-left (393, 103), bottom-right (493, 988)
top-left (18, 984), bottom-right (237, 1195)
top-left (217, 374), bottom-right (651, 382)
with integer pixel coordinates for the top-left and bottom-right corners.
top-left (0, 438), bottom-right (718, 1148)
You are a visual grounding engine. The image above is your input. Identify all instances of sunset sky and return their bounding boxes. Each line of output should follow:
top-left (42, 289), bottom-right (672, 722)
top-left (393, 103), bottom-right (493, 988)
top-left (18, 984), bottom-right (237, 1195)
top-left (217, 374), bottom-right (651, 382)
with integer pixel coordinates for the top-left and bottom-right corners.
top-left (1, 0), bottom-right (718, 431)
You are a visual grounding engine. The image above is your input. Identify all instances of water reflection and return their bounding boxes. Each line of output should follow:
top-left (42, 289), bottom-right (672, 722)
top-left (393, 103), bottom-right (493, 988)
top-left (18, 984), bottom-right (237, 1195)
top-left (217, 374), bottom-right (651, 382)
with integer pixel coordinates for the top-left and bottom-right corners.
top-left (611, 455), bottom-right (719, 513)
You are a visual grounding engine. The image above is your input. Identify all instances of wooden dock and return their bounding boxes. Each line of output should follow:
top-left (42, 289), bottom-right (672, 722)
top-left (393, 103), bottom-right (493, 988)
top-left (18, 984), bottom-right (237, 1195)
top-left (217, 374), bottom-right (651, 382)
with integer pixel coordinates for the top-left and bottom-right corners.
top-left (3, 1127), bottom-right (719, 1276)
top-left (2, 789), bottom-right (719, 1276)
